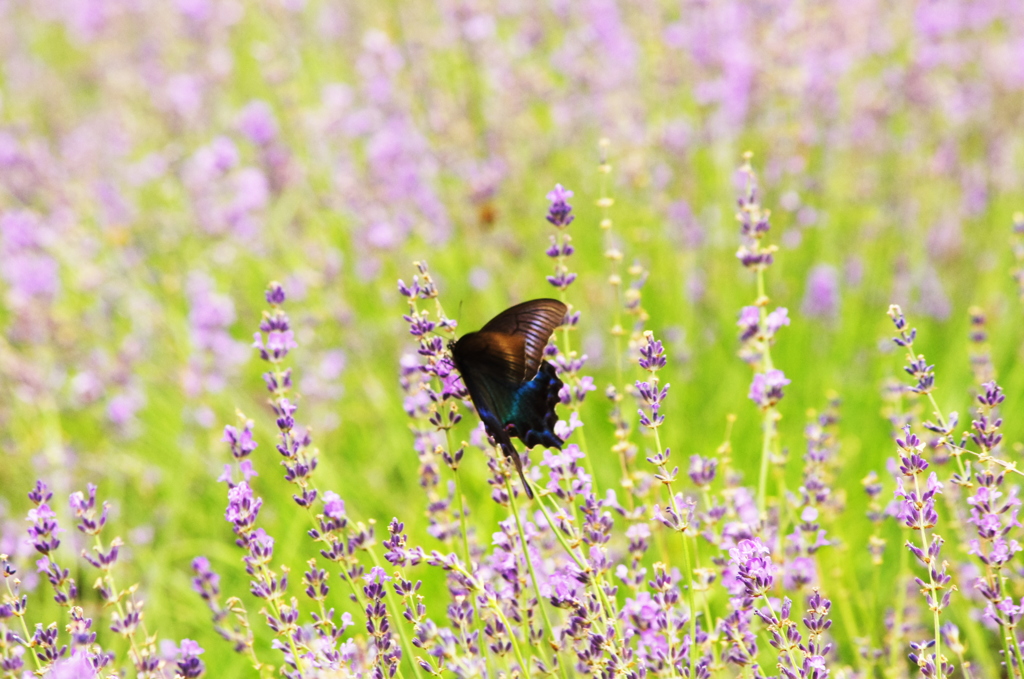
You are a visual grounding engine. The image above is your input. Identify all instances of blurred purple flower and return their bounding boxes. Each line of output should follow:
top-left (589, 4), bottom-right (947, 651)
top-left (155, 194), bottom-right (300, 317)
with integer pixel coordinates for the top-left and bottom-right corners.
top-left (0, 211), bottom-right (59, 304)
top-left (546, 184), bottom-right (575, 228)
top-left (237, 101), bottom-right (279, 146)
top-left (176, 639), bottom-right (205, 678)
top-left (47, 651), bottom-right (97, 679)
top-left (802, 265), bottom-right (840, 319)
top-left (185, 273), bottom-right (246, 399)
top-left (748, 370), bottom-right (790, 409)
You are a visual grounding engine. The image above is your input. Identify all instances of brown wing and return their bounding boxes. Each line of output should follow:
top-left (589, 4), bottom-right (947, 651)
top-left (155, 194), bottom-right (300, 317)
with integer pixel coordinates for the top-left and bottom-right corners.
top-left (477, 299), bottom-right (566, 383)
top-left (450, 330), bottom-right (525, 406)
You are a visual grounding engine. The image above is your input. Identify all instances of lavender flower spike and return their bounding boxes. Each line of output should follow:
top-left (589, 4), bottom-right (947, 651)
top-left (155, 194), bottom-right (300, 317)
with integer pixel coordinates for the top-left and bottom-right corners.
top-left (546, 184), bottom-right (575, 228)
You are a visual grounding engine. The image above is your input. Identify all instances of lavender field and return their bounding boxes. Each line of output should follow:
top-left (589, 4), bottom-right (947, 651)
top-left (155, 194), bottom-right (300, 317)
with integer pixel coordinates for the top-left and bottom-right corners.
top-left (2, 1), bottom-right (1024, 677)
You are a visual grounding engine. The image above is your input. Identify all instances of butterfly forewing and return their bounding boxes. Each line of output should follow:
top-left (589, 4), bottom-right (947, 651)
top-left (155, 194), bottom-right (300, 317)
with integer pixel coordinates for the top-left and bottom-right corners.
top-left (477, 299), bottom-right (566, 382)
top-left (450, 331), bottom-right (523, 415)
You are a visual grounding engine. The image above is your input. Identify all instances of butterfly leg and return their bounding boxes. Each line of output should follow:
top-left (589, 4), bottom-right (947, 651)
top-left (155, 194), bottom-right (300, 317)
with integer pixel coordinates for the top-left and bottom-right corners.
top-left (500, 441), bottom-right (534, 500)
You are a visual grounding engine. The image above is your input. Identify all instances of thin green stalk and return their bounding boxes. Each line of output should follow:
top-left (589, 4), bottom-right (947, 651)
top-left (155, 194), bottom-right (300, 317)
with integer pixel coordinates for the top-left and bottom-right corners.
top-left (449, 559), bottom-right (532, 679)
top-left (756, 414), bottom-right (773, 518)
top-left (754, 266), bottom-right (777, 518)
top-left (556, 293), bottom-right (599, 492)
top-left (451, 468), bottom-right (495, 676)
top-left (444, 426), bottom-right (473, 576)
top-left (299, 502), bottom-right (366, 609)
top-left (681, 534), bottom-right (698, 679)
top-left (534, 494), bottom-right (620, 637)
top-left (506, 477), bottom-right (570, 679)
top-left (3, 576), bottom-right (41, 672)
top-left (1002, 573), bottom-right (1024, 679)
top-left (870, 563), bottom-right (883, 662)
top-left (999, 627), bottom-right (1018, 679)
top-left (830, 558), bottom-right (868, 676)
top-left (886, 544), bottom-right (910, 678)
top-left (910, 474), bottom-right (943, 679)
top-left (492, 595), bottom-right (532, 678)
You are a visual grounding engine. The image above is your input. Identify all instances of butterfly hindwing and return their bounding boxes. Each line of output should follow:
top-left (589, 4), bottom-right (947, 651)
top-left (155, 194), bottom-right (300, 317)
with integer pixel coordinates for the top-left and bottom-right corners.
top-left (450, 299), bottom-right (568, 499)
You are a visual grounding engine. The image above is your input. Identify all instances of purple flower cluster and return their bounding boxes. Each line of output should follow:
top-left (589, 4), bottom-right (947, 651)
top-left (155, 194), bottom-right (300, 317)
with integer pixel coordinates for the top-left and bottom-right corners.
top-left (252, 282), bottom-right (322, 508)
top-left (184, 273), bottom-right (246, 418)
top-left (182, 136), bottom-right (269, 239)
top-left (888, 304), bottom-right (936, 396)
top-left (732, 155), bottom-right (791, 515)
top-left (191, 556), bottom-right (256, 656)
top-left (543, 185), bottom-right (587, 388)
top-left (397, 261), bottom-right (468, 545)
top-left (737, 305), bottom-right (789, 366)
top-left (1, 480), bottom-right (202, 678)
top-left (891, 429), bottom-right (954, 677)
top-left (364, 567), bottom-right (402, 679)
top-left (735, 153), bottom-right (777, 269)
top-left (636, 334), bottom-right (670, 431)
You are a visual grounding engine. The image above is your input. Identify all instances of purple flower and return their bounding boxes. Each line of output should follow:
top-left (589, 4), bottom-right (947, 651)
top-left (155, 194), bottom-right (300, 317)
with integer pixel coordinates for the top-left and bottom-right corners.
top-left (765, 307), bottom-right (790, 336)
top-left (783, 556), bottom-right (816, 591)
top-left (0, 210), bottom-right (60, 303)
top-left (748, 369), bottom-right (790, 408)
top-left (363, 566), bottom-right (401, 677)
top-left (185, 274), bottom-right (246, 399)
top-left (191, 556), bottom-right (220, 603)
top-left (734, 155), bottom-right (775, 269)
top-left (688, 455), bottom-right (717, 488)
top-left (237, 101), bottom-right (278, 146)
top-left (27, 503), bottom-right (61, 556)
top-left (737, 306), bottom-right (760, 341)
top-left (266, 281), bottom-right (286, 305)
top-left (252, 329), bottom-right (297, 362)
top-left (69, 484), bottom-right (110, 536)
top-left (894, 473), bottom-right (941, 531)
top-left (323, 491), bottom-right (346, 521)
top-left (47, 651), bottom-right (97, 679)
top-left (632, 333), bottom-right (663, 373)
top-left (546, 184), bottom-right (575, 228)
top-left (802, 265), bottom-right (840, 318)
top-left (176, 639), bottom-right (206, 678)
top-left (225, 482), bottom-right (262, 541)
top-left (223, 421), bottom-right (258, 459)
top-left (728, 538), bottom-right (775, 598)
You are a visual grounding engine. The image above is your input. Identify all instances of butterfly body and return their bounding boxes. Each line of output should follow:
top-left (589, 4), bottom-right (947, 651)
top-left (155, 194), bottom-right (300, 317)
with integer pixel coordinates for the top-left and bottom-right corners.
top-left (450, 299), bottom-right (567, 499)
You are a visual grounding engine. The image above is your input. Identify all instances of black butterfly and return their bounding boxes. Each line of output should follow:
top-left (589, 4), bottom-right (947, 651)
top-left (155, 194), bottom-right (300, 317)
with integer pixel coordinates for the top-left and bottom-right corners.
top-left (449, 299), bottom-right (567, 499)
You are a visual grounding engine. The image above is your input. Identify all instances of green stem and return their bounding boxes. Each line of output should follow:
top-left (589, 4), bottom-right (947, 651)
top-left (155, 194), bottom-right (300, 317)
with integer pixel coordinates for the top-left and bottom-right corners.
top-left (452, 469), bottom-right (495, 675)
top-left (756, 411), bottom-right (773, 518)
top-left (754, 265), bottom-right (776, 518)
top-left (534, 494), bottom-right (620, 637)
top-left (445, 426), bottom-right (473, 575)
top-left (681, 534), bottom-right (698, 679)
top-left (886, 544), bottom-right (910, 678)
top-left (507, 477), bottom-right (570, 679)
top-left (1003, 571), bottom-right (1024, 679)
top-left (911, 475), bottom-right (943, 679)
top-left (4, 580), bottom-right (41, 671)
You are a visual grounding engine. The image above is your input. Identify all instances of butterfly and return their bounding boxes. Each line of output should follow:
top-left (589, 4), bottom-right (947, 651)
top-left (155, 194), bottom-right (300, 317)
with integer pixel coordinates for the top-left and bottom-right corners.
top-left (449, 299), bottom-right (567, 499)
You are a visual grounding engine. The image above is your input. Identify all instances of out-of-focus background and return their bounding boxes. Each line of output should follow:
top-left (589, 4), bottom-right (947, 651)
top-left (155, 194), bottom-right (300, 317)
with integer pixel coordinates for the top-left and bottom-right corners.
top-left (1, 0), bottom-right (1022, 673)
